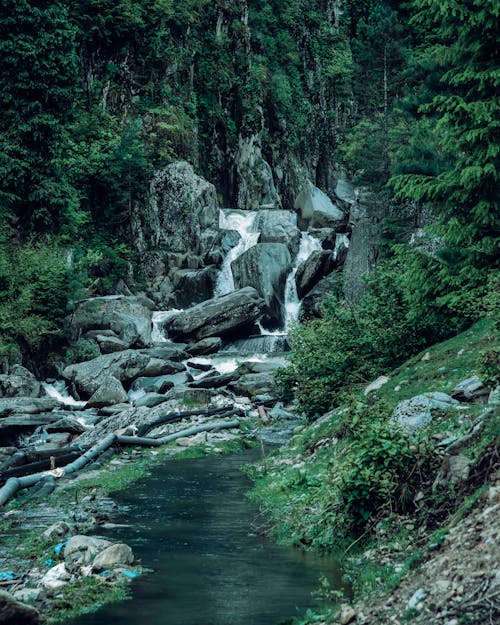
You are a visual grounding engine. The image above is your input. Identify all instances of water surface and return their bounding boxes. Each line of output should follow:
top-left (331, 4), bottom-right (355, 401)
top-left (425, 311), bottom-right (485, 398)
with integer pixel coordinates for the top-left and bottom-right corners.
top-left (69, 450), bottom-right (343, 625)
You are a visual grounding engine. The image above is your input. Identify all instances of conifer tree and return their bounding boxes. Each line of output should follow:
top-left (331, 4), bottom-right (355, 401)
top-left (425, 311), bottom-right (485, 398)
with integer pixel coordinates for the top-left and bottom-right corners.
top-left (391, 0), bottom-right (499, 269)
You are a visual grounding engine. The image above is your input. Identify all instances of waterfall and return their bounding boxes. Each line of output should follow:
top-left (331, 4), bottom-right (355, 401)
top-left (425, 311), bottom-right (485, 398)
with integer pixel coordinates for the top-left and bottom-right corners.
top-left (42, 381), bottom-right (87, 408)
top-left (333, 233), bottom-right (350, 260)
top-left (283, 232), bottom-right (322, 331)
top-left (151, 309), bottom-right (183, 343)
top-left (214, 210), bottom-right (259, 296)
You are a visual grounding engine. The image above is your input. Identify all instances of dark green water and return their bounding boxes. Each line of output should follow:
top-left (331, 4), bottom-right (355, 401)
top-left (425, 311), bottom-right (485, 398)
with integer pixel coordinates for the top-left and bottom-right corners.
top-left (69, 450), bottom-right (343, 625)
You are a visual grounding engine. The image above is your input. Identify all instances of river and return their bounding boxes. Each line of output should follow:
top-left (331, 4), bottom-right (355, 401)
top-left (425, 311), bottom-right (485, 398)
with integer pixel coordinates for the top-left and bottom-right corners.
top-left (68, 449), bottom-right (343, 625)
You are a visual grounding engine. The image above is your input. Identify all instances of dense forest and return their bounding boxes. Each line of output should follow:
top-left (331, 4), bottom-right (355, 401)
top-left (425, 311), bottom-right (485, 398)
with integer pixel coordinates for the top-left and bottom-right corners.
top-left (0, 2), bottom-right (498, 623)
top-left (1, 0), bottom-right (497, 382)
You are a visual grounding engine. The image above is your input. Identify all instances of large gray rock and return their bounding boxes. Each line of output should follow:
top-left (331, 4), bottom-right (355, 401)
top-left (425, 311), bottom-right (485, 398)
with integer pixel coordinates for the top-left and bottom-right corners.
top-left (254, 210), bottom-right (300, 254)
top-left (68, 296), bottom-right (152, 348)
top-left (86, 376), bottom-right (129, 408)
top-left (0, 397), bottom-right (58, 417)
top-left (170, 266), bottom-right (219, 307)
top-left (131, 161), bottom-right (219, 257)
top-left (62, 351), bottom-right (182, 398)
top-left (64, 535), bottom-right (113, 568)
top-left (0, 366), bottom-right (42, 398)
top-left (0, 589), bottom-right (40, 625)
top-left (451, 377), bottom-right (488, 402)
top-left (228, 373), bottom-right (276, 399)
top-left (130, 375), bottom-right (175, 394)
top-left (187, 337), bottom-right (222, 356)
top-left (163, 287), bottom-right (266, 342)
top-left (232, 243), bottom-right (291, 324)
top-left (295, 250), bottom-right (334, 298)
top-left (133, 393), bottom-right (171, 408)
top-left (390, 392), bottom-right (459, 433)
top-left (92, 543), bottom-right (134, 571)
top-left (95, 334), bottom-right (129, 354)
top-left (294, 182), bottom-right (345, 229)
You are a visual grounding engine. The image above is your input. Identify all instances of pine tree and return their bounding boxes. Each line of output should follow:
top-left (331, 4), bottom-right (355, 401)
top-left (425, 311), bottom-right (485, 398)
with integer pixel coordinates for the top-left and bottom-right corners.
top-left (391, 0), bottom-right (499, 268)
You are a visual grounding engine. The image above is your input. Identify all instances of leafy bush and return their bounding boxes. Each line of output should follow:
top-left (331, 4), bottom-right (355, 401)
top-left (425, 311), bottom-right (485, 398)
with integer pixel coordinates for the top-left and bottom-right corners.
top-left (0, 238), bottom-right (70, 359)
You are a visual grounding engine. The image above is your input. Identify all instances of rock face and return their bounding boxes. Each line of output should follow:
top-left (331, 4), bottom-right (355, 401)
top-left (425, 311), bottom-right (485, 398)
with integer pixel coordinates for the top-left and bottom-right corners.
top-left (294, 181), bottom-right (345, 229)
top-left (132, 161), bottom-right (219, 257)
top-left (235, 135), bottom-right (280, 210)
top-left (0, 589), bottom-right (40, 624)
top-left (62, 350), bottom-right (182, 398)
top-left (163, 287), bottom-right (266, 342)
top-left (0, 397), bottom-right (58, 417)
top-left (295, 250), bottom-right (334, 298)
top-left (451, 377), bottom-right (488, 402)
top-left (68, 296), bottom-right (152, 348)
top-left (254, 210), bottom-right (301, 254)
top-left (232, 243), bottom-right (291, 324)
top-left (343, 188), bottom-right (385, 302)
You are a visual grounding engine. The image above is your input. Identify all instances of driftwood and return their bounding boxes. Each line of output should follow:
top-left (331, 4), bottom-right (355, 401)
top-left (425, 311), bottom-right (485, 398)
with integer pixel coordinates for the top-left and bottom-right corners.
top-left (118, 419), bottom-right (240, 447)
top-left (0, 420), bottom-right (241, 507)
top-left (137, 406), bottom-right (242, 437)
top-left (0, 452), bottom-right (81, 482)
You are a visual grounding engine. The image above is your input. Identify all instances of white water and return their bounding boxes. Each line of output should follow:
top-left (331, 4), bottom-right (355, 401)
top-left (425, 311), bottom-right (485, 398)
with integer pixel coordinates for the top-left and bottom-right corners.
top-left (42, 381), bottom-right (87, 408)
top-left (333, 233), bottom-right (350, 260)
top-left (283, 232), bottom-right (322, 331)
top-left (151, 309), bottom-right (183, 343)
top-left (214, 210), bottom-right (260, 296)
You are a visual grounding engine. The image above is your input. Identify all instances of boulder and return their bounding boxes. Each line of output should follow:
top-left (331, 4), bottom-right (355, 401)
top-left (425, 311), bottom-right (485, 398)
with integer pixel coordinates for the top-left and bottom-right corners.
top-left (187, 337), bottom-right (222, 356)
top-left (86, 376), bottom-right (129, 408)
top-left (189, 371), bottom-right (238, 389)
top-left (163, 287), bottom-right (266, 342)
top-left (294, 182), bottom-right (345, 229)
top-left (390, 392), bottom-right (459, 433)
top-left (451, 377), bottom-right (488, 402)
top-left (67, 296), bottom-right (152, 348)
top-left (228, 373), bottom-right (276, 399)
top-left (133, 393), bottom-right (171, 408)
top-left (295, 250), bottom-right (334, 299)
top-left (130, 376), bottom-right (175, 394)
top-left (0, 397), bottom-right (58, 417)
top-left (0, 589), bottom-right (40, 624)
top-left (254, 210), bottom-right (300, 254)
top-left (131, 161), bottom-right (219, 257)
top-left (139, 346), bottom-right (189, 362)
top-left (232, 244), bottom-right (291, 324)
top-left (64, 536), bottom-right (113, 568)
top-left (0, 366), bottom-right (42, 398)
top-left (364, 375), bottom-right (390, 396)
top-left (95, 335), bottom-right (129, 354)
top-left (92, 543), bottom-right (134, 571)
top-left (45, 416), bottom-right (86, 434)
top-left (170, 265), bottom-right (219, 307)
top-left (62, 350), bottom-right (183, 398)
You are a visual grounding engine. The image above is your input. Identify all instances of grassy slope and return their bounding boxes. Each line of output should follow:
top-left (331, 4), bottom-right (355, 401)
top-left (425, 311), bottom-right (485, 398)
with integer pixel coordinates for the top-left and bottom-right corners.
top-left (245, 318), bottom-right (499, 622)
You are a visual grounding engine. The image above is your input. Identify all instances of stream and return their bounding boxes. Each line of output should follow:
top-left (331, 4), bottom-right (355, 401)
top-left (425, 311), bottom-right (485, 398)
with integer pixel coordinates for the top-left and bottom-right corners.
top-left (68, 450), bottom-right (343, 625)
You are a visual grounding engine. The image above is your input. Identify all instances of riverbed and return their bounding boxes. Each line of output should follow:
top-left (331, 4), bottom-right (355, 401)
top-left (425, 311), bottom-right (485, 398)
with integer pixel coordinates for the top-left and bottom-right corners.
top-left (68, 449), bottom-right (343, 625)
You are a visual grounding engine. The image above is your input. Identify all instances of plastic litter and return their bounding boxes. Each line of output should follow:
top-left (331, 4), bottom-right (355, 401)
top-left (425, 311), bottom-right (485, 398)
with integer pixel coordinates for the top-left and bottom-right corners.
top-left (120, 570), bottom-right (140, 579)
top-left (0, 571), bottom-right (15, 581)
top-left (54, 539), bottom-right (70, 555)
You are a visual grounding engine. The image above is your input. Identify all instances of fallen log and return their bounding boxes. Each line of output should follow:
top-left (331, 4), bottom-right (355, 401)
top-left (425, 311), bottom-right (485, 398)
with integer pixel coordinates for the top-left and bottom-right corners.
top-left (117, 419), bottom-right (240, 447)
top-left (137, 405), bottom-right (240, 437)
top-left (0, 452), bottom-right (81, 482)
top-left (0, 433), bottom-right (117, 507)
top-left (0, 420), bottom-right (241, 507)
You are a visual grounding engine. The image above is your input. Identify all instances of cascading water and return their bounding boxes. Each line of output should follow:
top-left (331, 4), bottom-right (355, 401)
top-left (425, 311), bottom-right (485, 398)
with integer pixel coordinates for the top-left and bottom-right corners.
top-left (42, 381), bottom-right (87, 408)
top-left (151, 309), bottom-right (183, 343)
top-left (334, 233), bottom-right (350, 261)
top-left (214, 210), bottom-right (259, 296)
top-left (283, 232), bottom-right (322, 331)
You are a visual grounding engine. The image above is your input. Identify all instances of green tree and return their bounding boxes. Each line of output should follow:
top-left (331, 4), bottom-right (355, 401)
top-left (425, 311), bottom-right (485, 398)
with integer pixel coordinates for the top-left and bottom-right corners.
top-left (391, 0), bottom-right (499, 281)
top-left (0, 1), bottom-right (84, 234)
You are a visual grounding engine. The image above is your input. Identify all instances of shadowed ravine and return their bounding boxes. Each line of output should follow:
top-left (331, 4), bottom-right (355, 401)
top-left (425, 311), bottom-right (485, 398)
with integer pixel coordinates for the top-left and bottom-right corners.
top-left (68, 450), bottom-right (343, 625)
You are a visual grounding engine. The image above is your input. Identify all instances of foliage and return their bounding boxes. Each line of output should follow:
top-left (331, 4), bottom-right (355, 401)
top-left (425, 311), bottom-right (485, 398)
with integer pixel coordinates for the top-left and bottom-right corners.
top-left (0, 237), bottom-right (70, 359)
